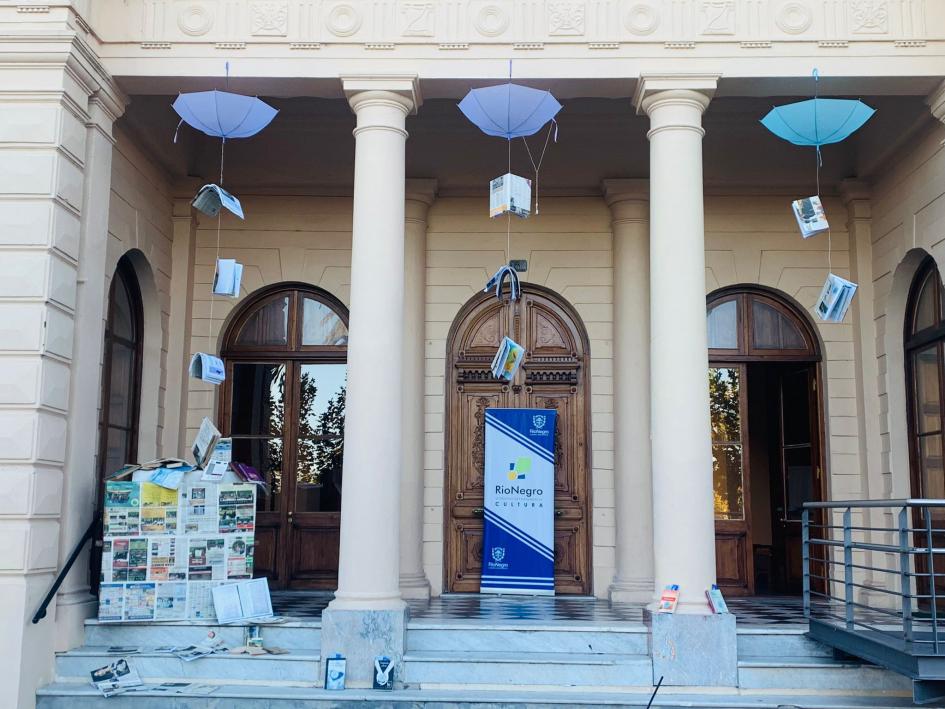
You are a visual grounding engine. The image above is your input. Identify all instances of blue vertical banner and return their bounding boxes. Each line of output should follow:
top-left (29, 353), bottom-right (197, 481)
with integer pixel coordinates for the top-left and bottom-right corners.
top-left (481, 408), bottom-right (557, 595)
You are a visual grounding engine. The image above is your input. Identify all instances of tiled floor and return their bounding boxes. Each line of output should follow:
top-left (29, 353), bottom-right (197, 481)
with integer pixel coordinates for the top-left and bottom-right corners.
top-left (270, 591), bottom-right (825, 626)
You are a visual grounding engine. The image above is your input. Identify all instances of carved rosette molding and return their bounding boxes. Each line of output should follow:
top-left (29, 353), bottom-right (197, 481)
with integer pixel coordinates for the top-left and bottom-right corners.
top-left (89, 0), bottom-right (939, 46)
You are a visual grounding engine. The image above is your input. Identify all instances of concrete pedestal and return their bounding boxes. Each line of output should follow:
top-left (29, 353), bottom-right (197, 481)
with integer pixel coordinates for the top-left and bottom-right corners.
top-left (645, 609), bottom-right (737, 686)
top-left (320, 608), bottom-right (408, 688)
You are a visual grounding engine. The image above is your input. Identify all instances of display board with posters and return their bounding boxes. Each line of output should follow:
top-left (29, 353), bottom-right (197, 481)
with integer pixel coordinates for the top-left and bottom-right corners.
top-left (98, 477), bottom-right (256, 622)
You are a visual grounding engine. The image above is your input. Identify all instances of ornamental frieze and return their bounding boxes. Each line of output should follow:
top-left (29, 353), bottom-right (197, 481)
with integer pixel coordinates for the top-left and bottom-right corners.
top-left (81, 0), bottom-right (935, 47)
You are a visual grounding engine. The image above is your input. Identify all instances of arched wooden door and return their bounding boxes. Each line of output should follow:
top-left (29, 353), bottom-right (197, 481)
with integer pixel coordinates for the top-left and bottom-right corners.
top-left (444, 284), bottom-right (592, 595)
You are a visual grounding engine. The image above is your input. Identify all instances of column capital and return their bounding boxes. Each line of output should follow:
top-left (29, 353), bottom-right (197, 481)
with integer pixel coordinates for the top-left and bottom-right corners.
top-left (839, 179), bottom-right (872, 221)
top-left (602, 178), bottom-right (649, 205)
top-left (406, 178), bottom-right (438, 206)
top-left (342, 75), bottom-right (422, 115)
top-left (633, 74), bottom-right (719, 116)
top-left (928, 79), bottom-right (945, 125)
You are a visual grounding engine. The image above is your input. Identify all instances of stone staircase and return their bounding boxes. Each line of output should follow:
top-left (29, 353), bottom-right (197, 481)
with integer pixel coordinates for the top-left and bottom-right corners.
top-left (36, 615), bottom-right (918, 707)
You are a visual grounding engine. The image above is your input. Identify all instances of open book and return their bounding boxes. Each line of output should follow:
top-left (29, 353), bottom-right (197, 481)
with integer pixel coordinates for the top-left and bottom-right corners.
top-left (211, 578), bottom-right (274, 623)
top-left (213, 258), bottom-right (243, 297)
top-left (192, 184), bottom-right (244, 219)
top-left (189, 353), bottom-right (225, 385)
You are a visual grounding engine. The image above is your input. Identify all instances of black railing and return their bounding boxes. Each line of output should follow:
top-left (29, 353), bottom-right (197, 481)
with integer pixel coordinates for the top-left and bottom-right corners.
top-left (32, 517), bottom-right (98, 624)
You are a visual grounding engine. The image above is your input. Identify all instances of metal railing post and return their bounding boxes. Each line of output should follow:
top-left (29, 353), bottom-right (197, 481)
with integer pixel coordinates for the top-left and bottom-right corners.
top-left (899, 506), bottom-right (913, 643)
top-left (803, 507), bottom-right (810, 618)
top-left (844, 507), bottom-right (854, 629)
top-left (925, 507), bottom-right (939, 653)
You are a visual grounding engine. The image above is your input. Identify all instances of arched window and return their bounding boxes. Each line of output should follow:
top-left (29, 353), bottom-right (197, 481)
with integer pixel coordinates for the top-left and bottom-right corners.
top-left (905, 258), bottom-right (945, 502)
top-left (220, 284), bottom-right (347, 589)
top-left (97, 256), bottom-right (144, 482)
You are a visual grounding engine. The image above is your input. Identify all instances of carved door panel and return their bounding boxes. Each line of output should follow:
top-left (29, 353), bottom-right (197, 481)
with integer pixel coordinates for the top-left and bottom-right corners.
top-left (445, 286), bottom-right (592, 595)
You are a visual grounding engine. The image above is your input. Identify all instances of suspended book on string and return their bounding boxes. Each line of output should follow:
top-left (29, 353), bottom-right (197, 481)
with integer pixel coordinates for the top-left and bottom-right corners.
top-left (213, 258), bottom-right (243, 297)
top-left (791, 195), bottom-right (829, 239)
top-left (490, 173), bottom-right (531, 219)
top-left (189, 352), bottom-right (225, 385)
top-left (193, 184), bottom-right (244, 220)
top-left (491, 336), bottom-right (525, 381)
top-left (815, 273), bottom-right (857, 323)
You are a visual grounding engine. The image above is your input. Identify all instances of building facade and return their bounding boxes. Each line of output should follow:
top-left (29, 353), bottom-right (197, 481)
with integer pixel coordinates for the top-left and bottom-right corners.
top-left (2, 0), bottom-right (945, 705)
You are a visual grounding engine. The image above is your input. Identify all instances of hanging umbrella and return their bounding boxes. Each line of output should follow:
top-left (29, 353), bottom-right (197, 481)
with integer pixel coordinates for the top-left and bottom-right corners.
top-left (760, 70), bottom-right (874, 151)
top-left (172, 89), bottom-right (278, 141)
top-left (761, 98), bottom-right (875, 148)
top-left (459, 83), bottom-right (561, 139)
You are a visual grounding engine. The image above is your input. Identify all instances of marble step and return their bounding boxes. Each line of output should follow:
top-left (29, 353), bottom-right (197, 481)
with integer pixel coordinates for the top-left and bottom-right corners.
top-left (55, 646), bottom-right (320, 686)
top-left (737, 656), bottom-right (913, 692)
top-left (406, 621), bottom-right (648, 655)
top-left (736, 627), bottom-right (834, 658)
top-left (83, 618), bottom-right (320, 650)
top-left (36, 682), bottom-right (919, 708)
top-left (403, 650), bottom-right (653, 687)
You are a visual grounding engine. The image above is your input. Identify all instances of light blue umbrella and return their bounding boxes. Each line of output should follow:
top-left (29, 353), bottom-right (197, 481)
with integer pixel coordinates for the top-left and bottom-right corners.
top-left (760, 70), bottom-right (875, 153)
top-left (458, 82), bottom-right (561, 139)
top-left (172, 89), bottom-right (278, 141)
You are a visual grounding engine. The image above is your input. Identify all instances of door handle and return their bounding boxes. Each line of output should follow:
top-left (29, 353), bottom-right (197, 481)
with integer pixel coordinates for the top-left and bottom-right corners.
top-left (472, 508), bottom-right (484, 517)
top-left (287, 510), bottom-right (295, 525)
top-left (555, 509), bottom-right (564, 517)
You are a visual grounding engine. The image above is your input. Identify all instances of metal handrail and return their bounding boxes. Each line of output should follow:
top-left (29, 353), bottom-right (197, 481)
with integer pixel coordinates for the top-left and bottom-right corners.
top-left (802, 499), bottom-right (945, 657)
top-left (32, 516), bottom-right (98, 624)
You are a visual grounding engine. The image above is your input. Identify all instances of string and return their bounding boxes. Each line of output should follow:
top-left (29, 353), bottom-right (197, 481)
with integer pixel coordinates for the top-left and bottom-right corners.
top-left (813, 68), bottom-right (832, 276)
top-left (208, 137), bottom-right (226, 353)
top-left (522, 121), bottom-right (555, 215)
top-left (507, 137), bottom-right (511, 266)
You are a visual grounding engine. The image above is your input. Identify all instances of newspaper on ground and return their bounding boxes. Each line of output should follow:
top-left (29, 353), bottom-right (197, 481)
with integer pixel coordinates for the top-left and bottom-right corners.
top-left (89, 658), bottom-right (143, 697)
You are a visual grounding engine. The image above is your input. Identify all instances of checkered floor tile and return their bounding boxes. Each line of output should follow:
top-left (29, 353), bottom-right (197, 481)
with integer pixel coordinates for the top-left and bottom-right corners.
top-left (270, 591), bottom-right (828, 626)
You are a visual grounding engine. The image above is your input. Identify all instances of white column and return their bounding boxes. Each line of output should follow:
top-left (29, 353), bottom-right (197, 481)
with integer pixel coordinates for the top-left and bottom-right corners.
top-left (636, 77), bottom-right (717, 612)
top-left (331, 77), bottom-right (419, 611)
top-left (603, 179), bottom-right (654, 603)
top-left (400, 179), bottom-right (436, 600)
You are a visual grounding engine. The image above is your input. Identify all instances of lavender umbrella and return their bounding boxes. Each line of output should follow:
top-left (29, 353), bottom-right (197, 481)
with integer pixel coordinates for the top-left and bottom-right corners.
top-left (172, 90), bottom-right (278, 141)
top-left (458, 83), bottom-right (561, 139)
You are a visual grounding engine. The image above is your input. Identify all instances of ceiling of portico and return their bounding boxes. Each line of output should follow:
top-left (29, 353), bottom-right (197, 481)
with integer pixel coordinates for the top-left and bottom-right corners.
top-left (120, 91), bottom-right (933, 196)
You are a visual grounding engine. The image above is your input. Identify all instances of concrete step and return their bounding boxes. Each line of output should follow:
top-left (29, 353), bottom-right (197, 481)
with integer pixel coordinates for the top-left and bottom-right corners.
top-left (83, 618), bottom-right (320, 651)
top-left (36, 682), bottom-right (919, 708)
top-left (736, 627), bottom-right (834, 658)
top-left (406, 620), bottom-right (648, 655)
top-left (55, 646), bottom-right (320, 686)
top-left (403, 650), bottom-right (653, 687)
top-left (737, 656), bottom-right (913, 692)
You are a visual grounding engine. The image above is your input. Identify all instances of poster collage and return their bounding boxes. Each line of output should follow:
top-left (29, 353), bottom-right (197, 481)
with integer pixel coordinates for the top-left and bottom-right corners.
top-left (98, 480), bottom-right (257, 622)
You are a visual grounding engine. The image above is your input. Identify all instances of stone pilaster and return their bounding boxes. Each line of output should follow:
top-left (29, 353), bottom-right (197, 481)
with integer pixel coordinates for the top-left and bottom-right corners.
top-left (0, 31), bottom-right (125, 707)
top-left (603, 179), bottom-right (653, 604)
top-left (400, 178), bottom-right (436, 600)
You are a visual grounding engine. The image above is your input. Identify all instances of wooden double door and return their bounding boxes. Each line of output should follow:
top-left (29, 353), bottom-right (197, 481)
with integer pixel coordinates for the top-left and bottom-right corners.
top-left (445, 285), bottom-right (592, 595)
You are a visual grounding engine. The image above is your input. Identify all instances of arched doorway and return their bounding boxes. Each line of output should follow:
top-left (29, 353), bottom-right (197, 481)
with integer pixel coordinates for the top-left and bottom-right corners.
top-left (444, 284), bottom-right (592, 595)
top-left (707, 286), bottom-right (825, 596)
top-left (219, 283), bottom-right (348, 590)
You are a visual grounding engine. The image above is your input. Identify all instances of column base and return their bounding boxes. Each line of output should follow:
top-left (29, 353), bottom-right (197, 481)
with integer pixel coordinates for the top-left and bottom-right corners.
top-left (399, 571), bottom-right (431, 600)
top-left (644, 608), bottom-right (737, 686)
top-left (608, 577), bottom-right (654, 604)
top-left (320, 607), bottom-right (408, 688)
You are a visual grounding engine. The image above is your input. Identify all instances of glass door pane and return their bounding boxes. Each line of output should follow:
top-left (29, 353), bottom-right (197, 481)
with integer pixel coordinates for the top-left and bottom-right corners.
top-left (710, 367), bottom-right (745, 520)
top-left (294, 364), bottom-right (346, 513)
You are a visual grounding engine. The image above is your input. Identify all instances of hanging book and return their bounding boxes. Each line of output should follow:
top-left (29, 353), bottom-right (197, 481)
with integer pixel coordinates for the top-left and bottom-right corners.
top-left (791, 195), bottom-right (829, 239)
top-left (213, 259), bottom-right (243, 297)
top-left (491, 336), bottom-right (525, 381)
top-left (815, 272), bottom-right (857, 323)
top-left (490, 173), bottom-right (531, 219)
top-left (189, 353), bottom-right (225, 385)
top-left (192, 184), bottom-right (244, 220)
top-left (191, 417), bottom-right (221, 469)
